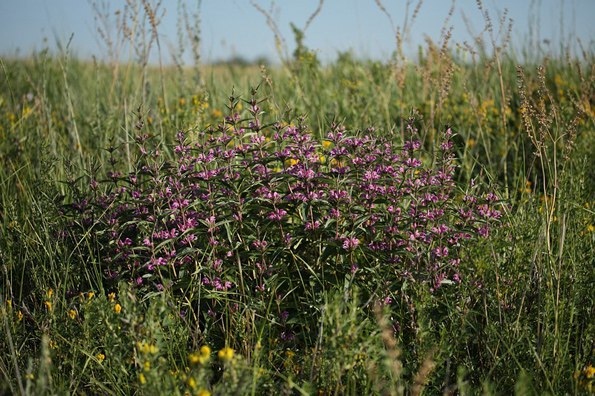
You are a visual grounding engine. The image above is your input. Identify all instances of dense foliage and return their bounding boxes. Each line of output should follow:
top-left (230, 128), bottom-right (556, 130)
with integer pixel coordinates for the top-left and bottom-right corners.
top-left (1, 3), bottom-right (594, 394)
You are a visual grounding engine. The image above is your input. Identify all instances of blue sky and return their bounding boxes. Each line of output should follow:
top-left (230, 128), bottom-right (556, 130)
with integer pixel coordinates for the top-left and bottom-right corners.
top-left (0, 0), bottom-right (593, 64)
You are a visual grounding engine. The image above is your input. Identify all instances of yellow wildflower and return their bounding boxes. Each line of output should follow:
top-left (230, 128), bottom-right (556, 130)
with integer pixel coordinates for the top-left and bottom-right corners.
top-left (144, 361), bottom-right (151, 372)
top-left (138, 373), bottom-right (147, 385)
top-left (211, 109), bottom-right (223, 119)
top-left (587, 224), bottom-right (595, 233)
top-left (96, 353), bottom-right (105, 363)
top-left (330, 158), bottom-right (345, 168)
top-left (200, 345), bottom-right (211, 357)
top-left (192, 95), bottom-right (209, 110)
top-left (189, 345), bottom-right (211, 365)
top-left (107, 292), bottom-right (116, 302)
top-left (114, 303), bottom-right (122, 314)
top-left (284, 158), bottom-right (299, 167)
top-left (44, 301), bottom-right (53, 312)
top-left (187, 377), bottom-right (197, 389)
top-left (197, 390), bottom-right (211, 396)
top-left (16, 310), bottom-right (23, 322)
top-left (585, 364), bottom-right (595, 379)
top-left (321, 140), bottom-right (333, 149)
top-left (188, 352), bottom-right (201, 365)
top-left (520, 180), bottom-right (532, 194)
top-left (22, 105), bottom-right (33, 118)
top-left (8, 112), bottom-right (17, 125)
top-left (68, 309), bottom-right (77, 319)
top-left (137, 341), bottom-right (159, 355)
top-left (217, 347), bottom-right (234, 362)
top-left (46, 289), bottom-right (54, 299)
top-left (87, 291), bottom-right (95, 300)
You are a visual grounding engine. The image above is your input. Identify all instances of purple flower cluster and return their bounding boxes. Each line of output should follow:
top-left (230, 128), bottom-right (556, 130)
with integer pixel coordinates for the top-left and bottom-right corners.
top-left (63, 105), bottom-right (501, 303)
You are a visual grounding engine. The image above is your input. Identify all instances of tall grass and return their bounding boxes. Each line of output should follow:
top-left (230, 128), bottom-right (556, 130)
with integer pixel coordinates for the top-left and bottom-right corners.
top-left (1, 1), bottom-right (594, 394)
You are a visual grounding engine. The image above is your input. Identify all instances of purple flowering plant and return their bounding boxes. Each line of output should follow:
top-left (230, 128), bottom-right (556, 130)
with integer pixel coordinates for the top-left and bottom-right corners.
top-left (62, 91), bottom-right (501, 339)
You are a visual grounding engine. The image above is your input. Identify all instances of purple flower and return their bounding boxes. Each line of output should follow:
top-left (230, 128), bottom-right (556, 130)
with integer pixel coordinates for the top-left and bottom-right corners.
top-left (433, 246), bottom-right (449, 258)
top-left (181, 234), bottom-right (197, 245)
top-left (268, 208), bottom-right (287, 221)
top-left (329, 208), bottom-right (341, 218)
top-left (440, 140), bottom-right (454, 151)
top-left (405, 157), bottom-right (422, 167)
top-left (342, 236), bottom-right (360, 251)
top-left (478, 225), bottom-right (490, 237)
top-left (146, 256), bottom-right (168, 271)
top-left (364, 170), bottom-right (380, 181)
top-left (212, 278), bottom-right (232, 291)
top-left (212, 259), bottom-right (223, 272)
top-left (305, 220), bottom-right (321, 230)
top-left (252, 239), bottom-right (268, 251)
top-left (403, 140), bottom-right (421, 151)
top-left (280, 310), bottom-right (289, 323)
top-left (431, 224), bottom-right (450, 235)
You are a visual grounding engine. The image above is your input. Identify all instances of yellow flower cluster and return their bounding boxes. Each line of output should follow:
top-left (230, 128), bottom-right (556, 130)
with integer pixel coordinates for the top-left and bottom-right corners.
top-left (574, 364), bottom-right (595, 393)
top-left (188, 345), bottom-right (211, 365)
top-left (284, 158), bottom-right (300, 167)
top-left (42, 288), bottom-right (55, 312)
top-left (136, 340), bottom-right (159, 355)
top-left (185, 375), bottom-right (211, 395)
top-left (3, 300), bottom-right (11, 314)
top-left (217, 346), bottom-right (234, 362)
top-left (2, 300), bottom-right (24, 323)
top-left (191, 95), bottom-right (209, 111)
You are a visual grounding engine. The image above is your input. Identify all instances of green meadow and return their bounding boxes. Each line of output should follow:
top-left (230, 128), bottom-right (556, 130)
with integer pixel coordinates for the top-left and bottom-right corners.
top-left (1, 2), bottom-right (593, 395)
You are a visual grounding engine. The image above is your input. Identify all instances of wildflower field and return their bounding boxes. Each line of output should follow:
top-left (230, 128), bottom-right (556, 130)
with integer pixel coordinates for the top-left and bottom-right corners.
top-left (1, 2), bottom-right (594, 395)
